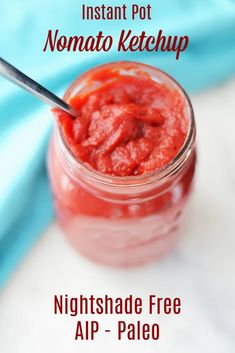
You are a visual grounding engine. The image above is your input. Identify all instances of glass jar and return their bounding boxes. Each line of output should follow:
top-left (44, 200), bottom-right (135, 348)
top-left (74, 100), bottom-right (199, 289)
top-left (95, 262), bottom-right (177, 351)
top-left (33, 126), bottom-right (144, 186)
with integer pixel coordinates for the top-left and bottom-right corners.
top-left (48, 62), bottom-right (196, 267)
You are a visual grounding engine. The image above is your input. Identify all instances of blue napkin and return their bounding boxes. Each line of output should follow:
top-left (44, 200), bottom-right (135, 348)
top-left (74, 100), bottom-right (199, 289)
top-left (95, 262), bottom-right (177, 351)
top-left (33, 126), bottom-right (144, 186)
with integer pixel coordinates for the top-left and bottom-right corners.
top-left (1, 0), bottom-right (235, 287)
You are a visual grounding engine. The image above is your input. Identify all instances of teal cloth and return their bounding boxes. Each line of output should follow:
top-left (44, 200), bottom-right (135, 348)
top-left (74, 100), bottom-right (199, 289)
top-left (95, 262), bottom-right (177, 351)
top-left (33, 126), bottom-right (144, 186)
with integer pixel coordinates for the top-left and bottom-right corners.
top-left (1, 0), bottom-right (235, 287)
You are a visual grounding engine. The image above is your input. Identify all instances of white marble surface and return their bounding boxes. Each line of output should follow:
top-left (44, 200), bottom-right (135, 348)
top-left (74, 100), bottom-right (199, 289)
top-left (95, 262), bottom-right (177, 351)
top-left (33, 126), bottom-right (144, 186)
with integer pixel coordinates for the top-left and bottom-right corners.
top-left (0, 78), bottom-right (235, 353)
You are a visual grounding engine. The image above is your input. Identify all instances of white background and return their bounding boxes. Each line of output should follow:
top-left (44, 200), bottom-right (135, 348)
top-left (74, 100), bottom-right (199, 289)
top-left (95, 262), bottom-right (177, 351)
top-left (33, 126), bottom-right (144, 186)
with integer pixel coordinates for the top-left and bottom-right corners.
top-left (0, 78), bottom-right (235, 353)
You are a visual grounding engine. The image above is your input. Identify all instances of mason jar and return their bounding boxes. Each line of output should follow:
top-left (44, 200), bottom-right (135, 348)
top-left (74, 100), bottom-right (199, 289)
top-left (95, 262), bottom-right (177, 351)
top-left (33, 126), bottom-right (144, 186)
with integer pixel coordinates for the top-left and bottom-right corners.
top-left (48, 62), bottom-right (196, 267)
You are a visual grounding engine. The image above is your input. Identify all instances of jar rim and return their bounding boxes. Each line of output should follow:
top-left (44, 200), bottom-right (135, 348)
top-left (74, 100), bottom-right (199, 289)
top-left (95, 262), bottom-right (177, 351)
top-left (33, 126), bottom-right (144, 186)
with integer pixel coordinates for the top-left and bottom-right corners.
top-left (58, 61), bottom-right (196, 188)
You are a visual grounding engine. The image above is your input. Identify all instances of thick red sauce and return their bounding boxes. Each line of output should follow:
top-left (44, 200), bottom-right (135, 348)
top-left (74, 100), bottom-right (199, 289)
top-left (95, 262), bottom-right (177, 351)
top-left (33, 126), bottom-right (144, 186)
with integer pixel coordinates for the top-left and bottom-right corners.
top-left (55, 68), bottom-right (188, 176)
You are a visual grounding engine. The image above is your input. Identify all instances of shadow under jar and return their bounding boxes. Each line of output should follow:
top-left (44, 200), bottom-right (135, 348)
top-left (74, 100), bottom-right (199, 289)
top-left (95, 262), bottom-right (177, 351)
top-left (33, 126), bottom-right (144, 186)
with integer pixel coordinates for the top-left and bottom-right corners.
top-left (48, 62), bottom-right (196, 267)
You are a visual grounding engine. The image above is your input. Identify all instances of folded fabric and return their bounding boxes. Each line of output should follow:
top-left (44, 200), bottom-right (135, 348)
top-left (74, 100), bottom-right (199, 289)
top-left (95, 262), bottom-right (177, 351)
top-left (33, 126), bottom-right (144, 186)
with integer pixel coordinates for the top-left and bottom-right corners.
top-left (1, 0), bottom-right (235, 287)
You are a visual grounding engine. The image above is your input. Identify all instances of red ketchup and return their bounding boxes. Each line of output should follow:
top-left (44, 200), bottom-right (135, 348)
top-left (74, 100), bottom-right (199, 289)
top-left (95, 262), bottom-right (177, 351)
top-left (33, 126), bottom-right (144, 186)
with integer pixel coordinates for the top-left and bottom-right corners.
top-left (48, 62), bottom-right (196, 266)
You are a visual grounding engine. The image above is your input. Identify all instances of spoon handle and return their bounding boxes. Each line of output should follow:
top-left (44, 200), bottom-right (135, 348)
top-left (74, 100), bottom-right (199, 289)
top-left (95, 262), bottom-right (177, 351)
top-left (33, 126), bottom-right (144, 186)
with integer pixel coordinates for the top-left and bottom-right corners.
top-left (0, 57), bottom-right (78, 117)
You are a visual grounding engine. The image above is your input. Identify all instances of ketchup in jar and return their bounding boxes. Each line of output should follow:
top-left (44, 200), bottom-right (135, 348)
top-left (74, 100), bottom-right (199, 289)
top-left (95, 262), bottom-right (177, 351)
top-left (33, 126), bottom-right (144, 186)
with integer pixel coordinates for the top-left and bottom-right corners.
top-left (48, 62), bottom-right (196, 266)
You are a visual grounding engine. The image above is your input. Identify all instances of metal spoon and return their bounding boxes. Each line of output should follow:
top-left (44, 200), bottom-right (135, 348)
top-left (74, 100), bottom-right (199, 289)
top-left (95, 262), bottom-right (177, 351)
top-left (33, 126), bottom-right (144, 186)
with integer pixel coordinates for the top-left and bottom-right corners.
top-left (0, 57), bottom-right (78, 118)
